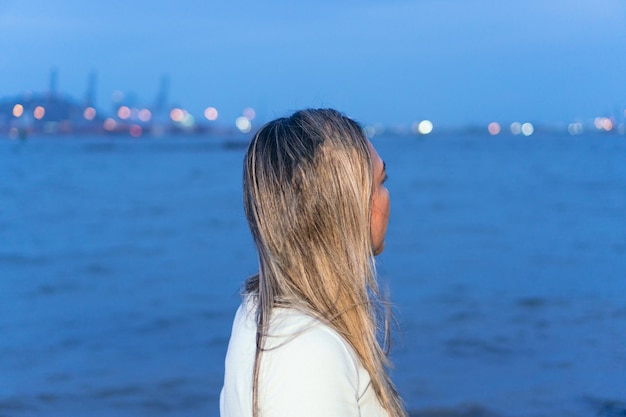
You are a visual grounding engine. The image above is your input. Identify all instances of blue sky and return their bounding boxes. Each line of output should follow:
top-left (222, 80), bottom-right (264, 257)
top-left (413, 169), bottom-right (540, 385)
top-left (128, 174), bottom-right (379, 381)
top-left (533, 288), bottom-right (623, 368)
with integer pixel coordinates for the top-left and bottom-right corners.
top-left (1, 0), bottom-right (625, 127)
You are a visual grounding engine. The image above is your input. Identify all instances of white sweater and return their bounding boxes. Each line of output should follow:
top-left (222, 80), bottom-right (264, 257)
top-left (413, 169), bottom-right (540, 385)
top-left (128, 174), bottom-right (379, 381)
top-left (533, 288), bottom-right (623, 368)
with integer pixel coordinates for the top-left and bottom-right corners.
top-left (220, 298), bottom-right (390, 417)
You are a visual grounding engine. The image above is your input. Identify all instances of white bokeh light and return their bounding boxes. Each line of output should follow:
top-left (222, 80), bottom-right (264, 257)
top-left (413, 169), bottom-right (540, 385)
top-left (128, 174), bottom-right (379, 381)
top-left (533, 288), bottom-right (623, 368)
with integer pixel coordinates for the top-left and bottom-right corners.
top-left (521, 122), bottom-right (534, 136)
top-left (417, 120), bottom-right (433, 135)
top-left (236, 116), bottom-right (252, 133)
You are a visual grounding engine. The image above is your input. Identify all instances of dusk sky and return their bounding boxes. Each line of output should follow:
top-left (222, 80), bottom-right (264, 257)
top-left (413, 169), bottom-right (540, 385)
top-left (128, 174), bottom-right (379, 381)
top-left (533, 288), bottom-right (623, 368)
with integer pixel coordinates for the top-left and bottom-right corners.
top-left (1, 0), bottom-right (625, 127)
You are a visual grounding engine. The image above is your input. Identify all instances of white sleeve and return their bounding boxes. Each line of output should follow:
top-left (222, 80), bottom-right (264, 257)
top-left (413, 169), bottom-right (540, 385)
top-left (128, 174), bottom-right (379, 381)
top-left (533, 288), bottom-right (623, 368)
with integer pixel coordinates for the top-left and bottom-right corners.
top-left (259, 326), bottom-right (362, 417)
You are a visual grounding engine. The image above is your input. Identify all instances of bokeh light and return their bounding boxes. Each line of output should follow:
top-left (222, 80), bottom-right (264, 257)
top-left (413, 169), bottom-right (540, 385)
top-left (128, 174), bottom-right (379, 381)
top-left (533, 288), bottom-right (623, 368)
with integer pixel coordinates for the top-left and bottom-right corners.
top-left (12, 104), bottom-right (24, 118)
top-left (510, 122), bottom-right (522, 135)
top-left (84, 107), bottom-right (96, 121)
top-left (521, 122), bottom-right (534, 136)
top-left (138, 109), bottom-right (152, 122)
top-left (243, 107), bottom-right (256, 120)
top-left (594, 117), bottom-right (603, 130)
top-left (130, 125), bottom-right (142, 137)
top-left (567, 122), bottom-right (583, 135)
top-left (236, 116), bottom-right (252, 133)
top-left (117, 106), bottom-right (131, 120)
top-left (417, 120), bottom-right (433, 135)
top-left (103, 118), bottom-right (117, 131)
top-left (170, 108), bottom-right (185, 123)
top-left (181, 113), bottom-right (195, 128)
top-left (593, 117), bottom-right (614, 131)
top-left (487, 122), bottom-right (501, 135)
top-left (33, 106), bottom-right (45, 120)
top-left (364, 125), bottom-right (376, 138)
top-left (204, 107), bottom-right (218, 121)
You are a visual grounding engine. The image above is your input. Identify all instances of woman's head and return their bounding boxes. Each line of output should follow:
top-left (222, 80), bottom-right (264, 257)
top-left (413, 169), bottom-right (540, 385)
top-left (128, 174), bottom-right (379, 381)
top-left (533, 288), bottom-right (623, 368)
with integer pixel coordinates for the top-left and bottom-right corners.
top-left (244, 108), bottom-right (404, 417)
top-left (244, 109), bottom-right (387, 286)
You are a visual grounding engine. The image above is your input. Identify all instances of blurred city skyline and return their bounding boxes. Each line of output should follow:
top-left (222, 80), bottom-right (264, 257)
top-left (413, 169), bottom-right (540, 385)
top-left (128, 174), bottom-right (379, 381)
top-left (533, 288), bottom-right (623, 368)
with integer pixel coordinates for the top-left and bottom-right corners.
top-left (1, 0), bottom-right (626, 127)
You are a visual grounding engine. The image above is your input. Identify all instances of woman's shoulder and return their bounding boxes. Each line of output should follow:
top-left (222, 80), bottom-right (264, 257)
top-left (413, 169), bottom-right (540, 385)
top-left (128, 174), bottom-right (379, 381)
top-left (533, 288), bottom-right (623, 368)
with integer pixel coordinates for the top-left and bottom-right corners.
top-left (232, 300), bottom-right (385, 416)
top-left (262, 307), bottom-right (361, 383)
top-left (237, 298), bottom-right (357, 366)
top-left (258, 309), bottom-right (366, 414)
top-left (276, 308), bottom-right (353, 347)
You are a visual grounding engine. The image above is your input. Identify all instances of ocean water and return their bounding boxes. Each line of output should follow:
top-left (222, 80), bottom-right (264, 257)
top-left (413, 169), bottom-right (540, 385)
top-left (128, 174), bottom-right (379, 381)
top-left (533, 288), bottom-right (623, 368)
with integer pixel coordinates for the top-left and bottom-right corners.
top-left (1, 133), bottom-right (625, 417)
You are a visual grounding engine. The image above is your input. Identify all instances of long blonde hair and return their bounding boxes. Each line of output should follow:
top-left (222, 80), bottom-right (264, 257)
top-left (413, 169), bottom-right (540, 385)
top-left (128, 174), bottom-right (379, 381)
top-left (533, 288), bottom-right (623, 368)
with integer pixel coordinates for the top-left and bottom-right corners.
top-left (243, 108), bottom-right (406, 417)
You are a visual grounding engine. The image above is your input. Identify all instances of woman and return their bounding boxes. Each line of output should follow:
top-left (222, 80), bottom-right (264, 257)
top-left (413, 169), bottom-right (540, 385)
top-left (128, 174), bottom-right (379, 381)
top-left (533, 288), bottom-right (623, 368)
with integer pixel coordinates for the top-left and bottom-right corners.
top-left (220, 109), bottom-right (406, 417)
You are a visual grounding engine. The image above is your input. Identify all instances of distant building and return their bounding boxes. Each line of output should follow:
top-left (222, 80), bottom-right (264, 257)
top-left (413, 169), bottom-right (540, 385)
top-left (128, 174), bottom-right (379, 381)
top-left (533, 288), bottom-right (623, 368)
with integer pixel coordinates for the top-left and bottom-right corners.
top-left (0, 70), bottom-right (235, 138)
top-left (0, 70), bottom-right (104, 135)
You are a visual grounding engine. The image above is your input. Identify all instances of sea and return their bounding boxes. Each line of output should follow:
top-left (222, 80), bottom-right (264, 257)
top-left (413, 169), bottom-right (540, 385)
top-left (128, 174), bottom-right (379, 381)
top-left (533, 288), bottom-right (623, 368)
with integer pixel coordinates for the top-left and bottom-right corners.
top-left (1, 132), bottom-right (625, 417)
